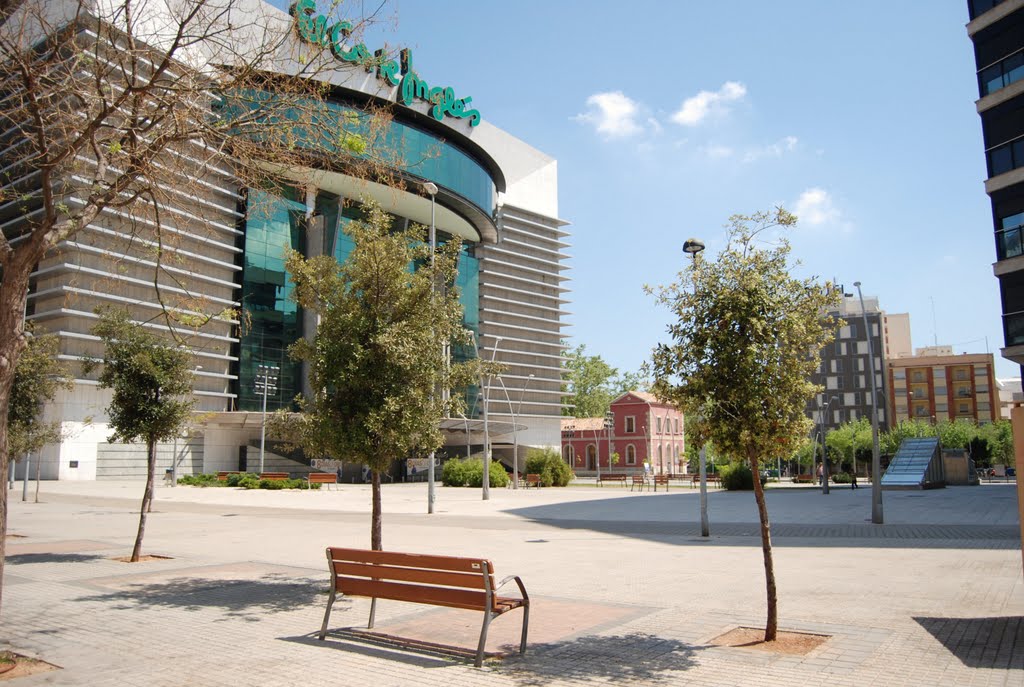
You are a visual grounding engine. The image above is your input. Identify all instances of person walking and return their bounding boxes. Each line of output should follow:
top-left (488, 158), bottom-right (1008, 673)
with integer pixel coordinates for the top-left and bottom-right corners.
top-left (850, 470), bottom-right (859, 490)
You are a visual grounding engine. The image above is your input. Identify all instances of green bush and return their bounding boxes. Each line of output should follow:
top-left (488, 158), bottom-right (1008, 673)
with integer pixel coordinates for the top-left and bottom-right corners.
top-left (524, 448), bottom-right (574, 487)
top-left (442, 458), bottom-right (508, 488)
top-left (832, 472), bottom-right (852, 484)
top-left (719, 462), bottom-right (754, 490)
top-left (176, 473), bottom-right (222, 487)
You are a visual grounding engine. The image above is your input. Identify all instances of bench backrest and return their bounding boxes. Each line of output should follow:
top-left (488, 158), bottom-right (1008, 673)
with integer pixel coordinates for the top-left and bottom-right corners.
top-left (259, 472), bottom-right (289, 480)
top-left (326, 547), bottom-right (498, 612)
top-left (308, 473), bottom-right (337, 483)
top-left (654, 475), bottom-right (669, 483)
top-left (631, 475), bottom-right (645, 483)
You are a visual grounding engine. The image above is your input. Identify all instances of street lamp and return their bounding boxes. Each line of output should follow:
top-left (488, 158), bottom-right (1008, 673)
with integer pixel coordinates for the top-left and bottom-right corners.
top-left (172, 364), bottom-right (203, 487)
top-left (423, 181), bottom-right (440, 514)
top-left (602, 411), bottom-right (613, 481)
top-left (470, 331), bottom-right (501, 501)
top-left (854, 280), bottom-right (884, 524)
top-left (683, 237), bottom-right (709, 538)
top-left (820, 395), bottom-right (839, 494)
top-left (256, 363), bottom-right (279, 474)
top-left (497, 373), bottom-right (534, 490)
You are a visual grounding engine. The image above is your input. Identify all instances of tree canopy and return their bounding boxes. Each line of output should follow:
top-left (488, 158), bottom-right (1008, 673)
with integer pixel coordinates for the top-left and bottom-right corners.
top-left (7, 327), bottom-right (73, 459)
top-left (649, 208), bottom-right (839, 641)
top-left (562, 343), bottom-right (648, 418)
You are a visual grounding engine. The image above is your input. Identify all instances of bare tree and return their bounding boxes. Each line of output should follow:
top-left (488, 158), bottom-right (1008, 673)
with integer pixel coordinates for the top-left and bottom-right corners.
top-left (0, 0), bottom-right (397, 615)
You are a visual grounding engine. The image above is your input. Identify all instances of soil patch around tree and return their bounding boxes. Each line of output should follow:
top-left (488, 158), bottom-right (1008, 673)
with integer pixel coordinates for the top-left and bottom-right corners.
top-left (110, 554), bottom-right (173, 563)
top-left (708, 627), bottom-right (829, 655)
top-left (0, 652), bottom-right (60, 681)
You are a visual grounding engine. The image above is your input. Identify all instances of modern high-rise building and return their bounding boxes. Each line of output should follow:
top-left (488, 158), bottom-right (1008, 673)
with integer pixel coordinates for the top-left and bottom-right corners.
top-left (6, 0), bottom-right (569, 480)
top-left (966, 1), bottom-right (1024, 374)
top-left (809, 292), bottom-right (910, 434)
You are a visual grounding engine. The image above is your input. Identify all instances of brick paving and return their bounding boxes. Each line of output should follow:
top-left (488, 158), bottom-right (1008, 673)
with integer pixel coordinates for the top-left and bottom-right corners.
top-left (1, 480), bottom-right (1021, 686)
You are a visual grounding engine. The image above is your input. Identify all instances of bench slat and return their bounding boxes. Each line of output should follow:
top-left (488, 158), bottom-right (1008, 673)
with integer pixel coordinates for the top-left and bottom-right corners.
top-left (328, 547), bottom-right (492, 574)
top-left (338, 578), bottom-right (497, 612)
top-left (332, 561), bottom-right (489, 590)
top-left (308, 473), bottom-right (337, 483)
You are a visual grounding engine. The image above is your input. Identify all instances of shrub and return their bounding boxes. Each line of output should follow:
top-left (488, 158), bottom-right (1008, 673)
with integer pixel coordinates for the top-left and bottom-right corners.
top-left (719, 462), bottom-right (754, 490)
top-left (176, 473), bottom-right (222, 487)
top-left (524, 448), bottom-right (573, 487)
top-left (442, 458), bottom-right (508, 488)
top-left (832, 472), bottom-right (852, 484)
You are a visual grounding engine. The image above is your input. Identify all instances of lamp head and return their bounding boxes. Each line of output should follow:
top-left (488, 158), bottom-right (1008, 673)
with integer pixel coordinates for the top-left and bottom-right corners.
top-left (682, 238), bottom-right (705, 255)
top-left (853, 281), bottom-right (861, 288)
top-left (422, 182), bottom-right (438, 196)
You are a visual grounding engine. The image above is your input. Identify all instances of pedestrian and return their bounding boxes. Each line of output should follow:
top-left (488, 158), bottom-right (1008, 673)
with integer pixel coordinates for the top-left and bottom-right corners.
top-left (850, 470), bottom-right (858, 490)
top-left (817, 463), bottom-right (823, 486)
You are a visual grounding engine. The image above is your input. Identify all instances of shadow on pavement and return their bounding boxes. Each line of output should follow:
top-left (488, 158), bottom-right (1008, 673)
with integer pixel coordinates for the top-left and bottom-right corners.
top-left (506, 495), bottom-right (1020, 549)
top-left (8, 553), bottom-right (107, 565)
top-left (283, 632), bottom-right (453, 669)
top-left (914, 616), bottom-right (1024, 670)
top-left (79, 574), bottom-right (332, 621)
top-left (497, 633), bottom-right (698, 685)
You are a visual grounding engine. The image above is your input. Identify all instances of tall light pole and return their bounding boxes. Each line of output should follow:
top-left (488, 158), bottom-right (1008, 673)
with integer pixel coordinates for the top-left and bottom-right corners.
top-left (256, 363), bottom-right (279, 474)
top-left (172, 365), bottom-right (203, 487)
top-left (423, 182), bottom-right (440, 514)
top-left (602, 411), bottom-right (613, 480)
top-left (471, 331), bottom-right (501, 501)
top-left (497, 373), bottom-right (533, 490)
top-left (854, 281), bottom-right (884, 524)
top-left (683, 237), bottom-right (709, 537)
top-left (820, 395), bottom-right (839, 495)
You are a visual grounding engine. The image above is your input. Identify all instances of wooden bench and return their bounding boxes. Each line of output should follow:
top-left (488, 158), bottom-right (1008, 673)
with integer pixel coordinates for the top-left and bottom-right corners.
top-left (258, 472), bottom-right (289, 481)
top-left (307, 472), bottom-right (338, 490)
top-left (216, 471), bottom-right (242, 481)
top-left (689, 473), bottom-right (721, 487)
top-left (793, 474), bottom-right (814, 483)
top-left (319, 547), bottom-right (529, 667)
top-left (597, 473), bottom-right (627, 486)
top-left (630, 474), bottom-right (649, 492)
top-left (525, 473), bottom-right (541, 488)
top-left (652, 474), bottom-right (670, 491)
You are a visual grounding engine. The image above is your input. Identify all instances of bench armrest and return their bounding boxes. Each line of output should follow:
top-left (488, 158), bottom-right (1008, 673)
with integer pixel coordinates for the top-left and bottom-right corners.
top-left (496, 574), bottom-right (529, 601)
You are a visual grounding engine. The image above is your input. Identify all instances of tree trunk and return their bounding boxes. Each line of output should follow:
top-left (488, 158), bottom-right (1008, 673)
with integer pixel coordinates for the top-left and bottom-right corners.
top-left (131, 438), bottom-right (157, 562)
top-left (749, 449), bottom-right (778, 642)
top-left (0, 261), bottom-right (33, 617)
top-left (370, 469), bottom-right (382, 551)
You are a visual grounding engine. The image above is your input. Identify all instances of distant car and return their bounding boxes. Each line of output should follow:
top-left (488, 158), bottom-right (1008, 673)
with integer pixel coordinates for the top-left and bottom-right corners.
top-left (1007, 467), bottom-right (1017, 478)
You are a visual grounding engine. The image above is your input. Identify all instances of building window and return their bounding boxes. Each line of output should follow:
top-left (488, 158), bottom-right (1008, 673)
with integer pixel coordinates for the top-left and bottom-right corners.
top-left (626, 445), bottom-right (636, 465)
top-left (969, 0), bottom-right (1007, 20)
top-left (911, 370), bottom-right (926, 383)
top-left (674, 418), bottom-right (680, 433)
top-left (979, 51), bottom-right (1024, 97)
top-left (987, 137), bottom-right (1024, 178)
top-left (656, 417), bottom-right (662, 433)
top-left (625, 416), bottom-right (636, 433)
top-left (997, 210), bottom-right (1024, 261)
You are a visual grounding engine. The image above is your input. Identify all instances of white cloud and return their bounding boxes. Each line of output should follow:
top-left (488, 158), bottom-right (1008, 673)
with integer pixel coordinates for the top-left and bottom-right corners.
top-left (793, 188), bottom-right (841, 226)
top-left (701, 144), bottom-right (734, 159)
top-left (573, 91), bottom-right (643, 138)
top-left (743, 135), bottom-right (798, 163)
top-left (671, 81), bottom-right (747, 126)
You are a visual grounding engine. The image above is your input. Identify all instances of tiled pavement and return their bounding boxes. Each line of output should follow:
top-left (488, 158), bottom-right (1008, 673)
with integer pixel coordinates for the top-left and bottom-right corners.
top-left (1, 480), bottom-right (1022, 686)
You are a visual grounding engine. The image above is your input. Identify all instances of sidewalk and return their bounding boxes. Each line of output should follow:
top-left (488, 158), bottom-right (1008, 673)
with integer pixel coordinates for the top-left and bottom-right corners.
top-left (2, 480), bottom-right (1022, 686)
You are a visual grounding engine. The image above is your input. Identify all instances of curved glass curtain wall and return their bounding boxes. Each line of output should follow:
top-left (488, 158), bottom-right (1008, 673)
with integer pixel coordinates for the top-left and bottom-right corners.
top-left (218, 90), bottom-right (495, 215)
top-left (237, 190), bottom-right (480, 412)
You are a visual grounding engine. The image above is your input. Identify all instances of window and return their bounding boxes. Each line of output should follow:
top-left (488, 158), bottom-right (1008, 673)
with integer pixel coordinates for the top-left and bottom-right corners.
top-left (997, 210), bottom-right (1024, 261)
top-left (835, 359), bottom-right (843, 373)
top-left (959, 402), bottom-right (970, 414)
top-left (674, 418), bottom-right (680, 433)
top-left (987, 137), bottom-right (1024, 178)
top-left (836, 376), bottom-right (844, 389)
top-left (625, 416), bottom-right (636, 433)
top-left (626, 445), bottom-right (636, 465)
top-left (893, 370), bottom-right (906, 380)
top-left (849, 323), bottom-right (858, 339)
top-left (979, 51), bottom-right (1024, 97)
top-left (656, 417), bottom-right (662, 433)
top-left (911, 370), bottom-right (926, 383)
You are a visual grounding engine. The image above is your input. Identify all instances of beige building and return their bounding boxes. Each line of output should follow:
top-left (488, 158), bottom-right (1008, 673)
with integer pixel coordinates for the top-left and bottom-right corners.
top-left (887, 352), bottom-right (998, 425)
top-left (883, 313), bottom-right (913, 360)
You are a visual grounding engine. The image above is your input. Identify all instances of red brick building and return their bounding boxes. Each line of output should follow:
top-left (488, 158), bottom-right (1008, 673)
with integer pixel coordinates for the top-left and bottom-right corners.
top-left (561, 391), bottom-right (685, 475)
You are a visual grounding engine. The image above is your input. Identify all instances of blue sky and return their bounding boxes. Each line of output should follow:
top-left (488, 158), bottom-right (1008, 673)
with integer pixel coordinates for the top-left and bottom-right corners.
top-left (358, 2), bottom-right (1008, 377)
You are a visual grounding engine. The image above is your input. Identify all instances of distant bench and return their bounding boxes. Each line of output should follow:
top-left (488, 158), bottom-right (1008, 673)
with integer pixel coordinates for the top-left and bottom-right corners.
top-left (630, 474), bottom-right (648, 492)
top-left (652, 474), bottom-right (670, 491)
top-left (525, 473), bottom-right (541, 488)
top-left (258, 472), bottom-right (289, 481)
top-left (217, 471), bottom-right (242, 481)
top-left (793, 474), bottom-right (814, 483)
top-left (307, 472), bottom-right (338, 489)
top-left (319, 547), bottom-right (529, 667)
top-left (689, 473), bottom-right (721, 487)
top-left (597, 473), bottom-right (627, 486)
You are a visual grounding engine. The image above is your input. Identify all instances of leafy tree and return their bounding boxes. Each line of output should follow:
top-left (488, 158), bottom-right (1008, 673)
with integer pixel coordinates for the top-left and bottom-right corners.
top-left (281, 202), bottom-right (477, 551)
top-left (0, 0), bottom-right (388, 614)
top-left (562, 344), bottom-right (616, 417)
top-left (824, 418), bottom-right (871, 472)
top-left (91, 309), bottom-right (195, 562)
top-left (649, 208), bottom-right (839, 641)
top-left (880, 419), bottom-right (935, 456)
top-left (936, 419), bottom-right (975, 450)
top-left (978, 420), bottom-right (1014, 465)
top-left (8, 328), bottom-right (74, 502)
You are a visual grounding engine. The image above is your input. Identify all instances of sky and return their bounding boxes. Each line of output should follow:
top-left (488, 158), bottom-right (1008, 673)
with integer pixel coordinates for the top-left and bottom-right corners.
top-left (343, 1), bottom-right (1010, 377)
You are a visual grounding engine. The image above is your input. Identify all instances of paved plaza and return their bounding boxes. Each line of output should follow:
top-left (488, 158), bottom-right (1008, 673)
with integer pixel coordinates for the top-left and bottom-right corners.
top-left (1, 479), bottom-right (1022, 686)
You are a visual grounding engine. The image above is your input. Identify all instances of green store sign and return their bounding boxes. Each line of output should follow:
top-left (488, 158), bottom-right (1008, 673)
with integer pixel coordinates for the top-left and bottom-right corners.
top-left (289, 0), bottom-right (481, 127)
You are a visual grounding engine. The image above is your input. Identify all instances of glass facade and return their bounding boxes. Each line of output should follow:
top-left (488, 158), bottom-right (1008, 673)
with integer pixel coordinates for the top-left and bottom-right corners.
top-left (236, 192), bottom-right (481, 412)
top-left (238, 188), bottom-right (306, 412)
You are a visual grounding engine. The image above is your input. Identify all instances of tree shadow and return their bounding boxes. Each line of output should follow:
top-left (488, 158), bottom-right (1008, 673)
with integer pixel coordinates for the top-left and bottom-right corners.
top-left (914, 616), bottom-right (1024, 670)
top-left (282, 631), bottom-right (467, 669)
top-left (496, 633), bottom-right (699, 685)
top-left (78, 574), bottom-right (335, 622)
top-left (9, 553), bottom-right (107, 565)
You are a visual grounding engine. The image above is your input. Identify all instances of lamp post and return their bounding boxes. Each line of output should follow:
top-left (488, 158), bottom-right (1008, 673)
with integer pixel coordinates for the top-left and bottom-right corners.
top-left (820, 395), bottom-right (839, 495)
top-left (423, 181), bottom-right (440, 514)
top-left (683, 237), bottom-right (709, 537)
top-left (172, 364), bottom-right (203, 487)
top-left (497, 373), bottom-right (533, 489)
top-left (603, 411), bottom-right (613, 480)
top-left (256, 363), bottom-right (279, 475)
top-left (854, 281), bottom-right (884, 524)
top-left (470, 331), bottom-right (501, 501)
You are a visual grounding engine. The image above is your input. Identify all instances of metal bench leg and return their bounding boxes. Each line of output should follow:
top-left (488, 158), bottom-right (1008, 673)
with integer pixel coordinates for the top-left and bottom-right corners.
top-left (319, 588), bottom-right (336, 640)
top-left (519, 603), bottom-right (530, 655)
top-left (476, 611), bottom-right (493, 668)
top-left (368, 597), bottom-right (377, 629)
